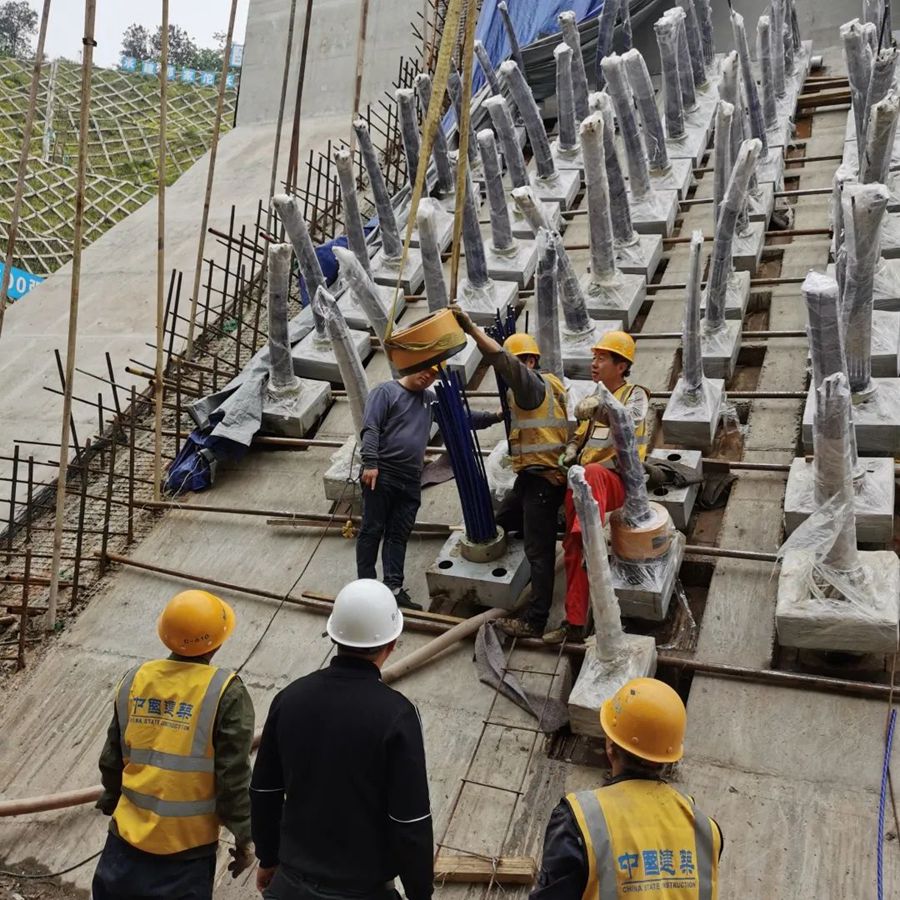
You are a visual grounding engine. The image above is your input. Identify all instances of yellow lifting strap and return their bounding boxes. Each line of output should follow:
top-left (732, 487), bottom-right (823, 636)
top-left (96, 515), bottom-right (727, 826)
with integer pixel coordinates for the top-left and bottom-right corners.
top-left (383, 0), bottom-right (479, 345)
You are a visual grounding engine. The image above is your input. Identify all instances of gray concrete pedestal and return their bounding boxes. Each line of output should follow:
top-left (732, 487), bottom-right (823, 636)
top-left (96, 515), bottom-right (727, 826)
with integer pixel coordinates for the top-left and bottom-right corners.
top-left (700, 270), bottom-right (751, 320)
top-left (748, 183), bottom-right (776, 223)
top-left (662, 378), bottom-right (725, 451)
top-left (776, 550), bottom-right (900, 653)
top-left (871, 310), bottom-right (900, 378)
top-left (642, 157), bottom-right (694, 198)
top-left (406, 202), bottom-right (455, 252)
top-left (484, 240), bottom-right (538, 288)
top-left (629, 188), bottom-right (680, 236)
top-left (509, 199), bottom-right (563, 239)
top-left (291, 329), bottom-right (372, 383)
top-left (756, 149), bottom-right (785, 190)
top-left (531, 168), bottom-right (581, 209)
top-left (338, 283), bottom-right (402, 333)
top-left (701, 320), bottom-right (741, 381)
top-left (732, 220), bottom-right (765, 273)
top-left (371, 247), bottom-right (425, 295)
top-left (561, 325), bottom-right (604, 379)
top-left (323, 436), bottom-right (363, 505)
top-left (612, 531), bottom-right (686, 621)
top-left (445, 335), bottom-right (481, 385)
top-left (456, 278), bottom-right (519, 325)
top-left (646, 448), bottom-right (703, 531)
top-left (827, 260), bottom-right (900, 311)
top-left (802, 379), bottom-right (900, 455)
top-left (579, 273), bottom-right (646, 328)
top-left (551, 140), bottom-right (584, 174)
top-left (615, 234), bottom-right (663, 280)
top-left (260, 378), bottom-right (332, 438)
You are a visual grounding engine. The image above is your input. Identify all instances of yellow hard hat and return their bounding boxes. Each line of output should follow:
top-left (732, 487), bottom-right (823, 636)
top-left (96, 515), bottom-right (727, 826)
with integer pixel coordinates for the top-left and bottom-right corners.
top-left (600, 677), bottom-right (686, 764)
top-left (591, 330), bottom-right (636, 363)
top-left (503, 332), bottom-right (541, 358)
top-left (157, 590), bottom-right (236, 657)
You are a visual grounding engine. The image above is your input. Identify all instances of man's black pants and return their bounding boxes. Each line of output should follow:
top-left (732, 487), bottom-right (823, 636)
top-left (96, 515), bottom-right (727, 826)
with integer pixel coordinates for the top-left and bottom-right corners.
top-left (264, 867), bottom-right (400, 900)
top-left (495, 472), bottom-right (565, 630)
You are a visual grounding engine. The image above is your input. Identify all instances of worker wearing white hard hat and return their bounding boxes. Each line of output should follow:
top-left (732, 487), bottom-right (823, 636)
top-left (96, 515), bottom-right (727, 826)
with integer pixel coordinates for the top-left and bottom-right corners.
top-left (251, 580), bottom-right (433, 900)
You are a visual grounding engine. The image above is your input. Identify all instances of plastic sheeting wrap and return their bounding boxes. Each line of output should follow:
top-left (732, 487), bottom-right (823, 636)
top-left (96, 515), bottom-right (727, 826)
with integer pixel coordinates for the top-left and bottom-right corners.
top-left (783, 0), bottom-right (797, 75)
top-left (415, 73), bottom-right (455, 196)
top-left (484, 438), bottom-right (516, 507)
top-left (589, 91), bottom-right (637, 246)
top-left (553, 43), bottom-right (579, 154)
top-left (842, 19), bottom-right (873, 149)
top-left (679, 0), bottom-right (706, 89)
top-left (485, 95), bottom-right (528, 188)
top-left (580, 112), bottom-right (618, 283)
top-left (841, 183), bottom-right (890, 395)
top-left (396, 88), bottom-right (420, 188)
top-left (535, 228), bottom-right (563, 380)
top-left (474, 39), bottom-right (502, 95)
top-left (602, 53), bottom-right (651, 199)
top-left (266, 244), bottom-right (298, 394)
top-left (757, 16), bottom-right (777, 130)
top-left (681, 230), bottom-right (705, 395)
top-left (478, 129), bottom-right (515, 253)
top-left (594, 0), bottom-right (619, 90)
top-left (461, 168), bottom-right (492, 291)
top-left (333, 149), bottom-right (370, 273)
top-left (863, 47), bottom-right (898, 142)
top-left (623, 49), bottom-right (669, 174)
top-left (694, 0), bottom-right (714, 67)
top-left (713, 101), bottom-right (735, 230)
top-left (554, 230), bottom-right (593, 335)
top-left (500, 60), bottom-right (555, 180)
top-left (353, 118), bottom-right (403, 259)
top-left (273, 194), bottom-right (327, 336)
top-left (333, 247), bottom-right (391, 343)
top-left (558, 10), bottom-right (589, 123)
top-left (497, 1), bottom-right (525, 72)
top-left (568, 465), bottom-right (628, 662)
top-left (654, 15), bottom-right (684, 140)
top-left (313, 287), bottom-right (369, 434)
top-left (705, 139), bottom-right (762, 330)
top-left (667, 7), bottom-right (696, 111)
top-left (718, 52), bottom-right (743, 168)
top-left (511, 184), bottom-right (550, 235)
top-left (861, 89), bottom-right (900, 185)
top-left (731, 11), bottom-right (768, 154)
top-left (416, 199), bottom-right (449, 313)
top-left (448, 69), bottom-right (480, 170)
top-left (771, 0), bottom-right (786, 99)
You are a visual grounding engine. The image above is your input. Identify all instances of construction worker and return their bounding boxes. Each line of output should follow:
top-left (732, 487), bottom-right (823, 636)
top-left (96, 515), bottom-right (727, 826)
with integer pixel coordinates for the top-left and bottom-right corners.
top-left (452, 306), bottom-right (569, 639)
top-left (531, 678), bottom-right (722, 899)
top-left (93, 590), bottom-right (255, 900)
top-left (357, 367), bottom-right (501, 611)
top-left (251, 579), bottom-right (433, 900)
top-left (544, 331), bottom-right (649, 644)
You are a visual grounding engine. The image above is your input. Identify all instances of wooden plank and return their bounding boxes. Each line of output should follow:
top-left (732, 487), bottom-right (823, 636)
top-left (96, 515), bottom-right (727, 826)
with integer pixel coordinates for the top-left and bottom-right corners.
top-left (434, 854), bottom-right (536, 884)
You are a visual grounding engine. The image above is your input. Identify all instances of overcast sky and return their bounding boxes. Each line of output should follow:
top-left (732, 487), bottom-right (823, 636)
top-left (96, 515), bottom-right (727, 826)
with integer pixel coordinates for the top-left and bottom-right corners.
top-left (25, 0), bottom-right (250, 68)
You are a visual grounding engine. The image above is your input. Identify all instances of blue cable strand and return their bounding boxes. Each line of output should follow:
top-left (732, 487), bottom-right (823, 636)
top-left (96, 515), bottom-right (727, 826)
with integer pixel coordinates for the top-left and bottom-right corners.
top-left (878, 707), bottom-right (896, 900)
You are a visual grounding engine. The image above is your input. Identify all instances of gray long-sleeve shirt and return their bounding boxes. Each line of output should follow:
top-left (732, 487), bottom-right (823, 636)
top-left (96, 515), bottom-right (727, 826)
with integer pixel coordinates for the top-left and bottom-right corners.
top-left (484, 349), bottom-right (547, 410)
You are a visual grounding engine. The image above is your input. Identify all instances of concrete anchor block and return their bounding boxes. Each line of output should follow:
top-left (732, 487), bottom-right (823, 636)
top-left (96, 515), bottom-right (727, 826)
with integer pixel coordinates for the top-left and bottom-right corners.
top-left (509, 199), bottom-right (563, 240)
top-left (784, 457), bottom-right (895, 545)
top-left (731, 220), bottom-right (765, 273)
top-left (662, 378), bottom-right (725, 451)
top-left (531, 167), bottom-right (581, 209)
top-left (756, 149), bottom-right (785, 190)
top-left (628, 188), bottom-right (680, 236)
top-left (615, 233), bottom-right (663, 280)
top-left (646, 448), bottom-right (702, 531)
top-left (776, 549), bottom-right (900, 654)
top-left (291, 328), bottom-right (372, 383)
top-left (748, 182), bottom-right (776, 223)
top-left (371, 247), bottom-right (424, 295)
top-left (338, 283), bottom-right (401, 333)
top-left (579, 274), bottom-right (646, 328)
top-left (700, 320), bottom-right (741, 381)
top-left (881, 212), bottom-right (900, 259)
top-left (662, 120), bottom-right (708, 164)
top-left (801, 379), bottom-right (900, 455)
top-left (323, 437), bottom-right (363, 505)
top-left (612, 531), bottom-right (686, 621)
top-left (551, 140), bottom-right (584, 173)
top-left (445, 335), bottom-right (482, 386)
top-left (260, 379), bottom-right (332, 438)
top-left (638, 157), bottom-right (694, 199)
top-left (406, 203), bottom-right (455, 252)
top-left (871, 310), bottom-right (900, 378)
top-left (561, 326), bottom-right (606, 380)
top-left (700, 269), bottom-right (751, 320)
top-left (484, 239), bottom-right (538, 288)
top-left (826, 260), bottom-right (900, 311)
top-left (426, 531), bottom-right (531, 609)
top-left (456, 278), bottom-right (519, 325)
top-left (568, 636), bottom-right (658, 737)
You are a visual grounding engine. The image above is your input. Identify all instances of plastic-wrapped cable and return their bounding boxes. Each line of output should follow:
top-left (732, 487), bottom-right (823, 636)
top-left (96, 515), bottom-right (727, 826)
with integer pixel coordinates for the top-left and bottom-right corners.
top-left (654, 15), bottom-right (685, 141)
top-left (416, 198), bottom-right (450, 313)
top-left (713, 101), bottom-right (735, 232)
top-left (414, 73), bottom-right (455, 196)
top-left (783, 0), bottom-right (796, 74)
top-left (558, 10), bottom-right (589, 123)
top-left (590, 92), bottom-right (637, 247)
top-left (841, 19), bottom-right (871, 148)
top-left (511, 185), bottom-right (550, 235)
top-left (272, 193), bottom-right (327, 336)
top-left (771, 0), bottom-right (786, 99)
top-left (757, 16), bottom-right (778, 131)
top-left (266, 243), bottom-right (298, 393)
top-left (861, 89), bottom-right (900, 185)
top-left (535, 228), bottom-right (563, 381)
top-left (679, 0), bottom-right (707, 90)
top-left (705, 138), bottom-right (762, 331)
top-left (500, 60), bottom-right (556, 180)
top-left (695, 0), bottom-right (715, 68)
top-left (485, 95), bottom-right (528, 188)
top-left (789, 0), bottom-right (801, 52)
top-left (841, 183), bottom-right (890, 395)
top-left (594, 0), bottom-right (619, 91)
top-left (553, 43), bottom-right (579, 155)
top-left (731, 11), bottom-right (768, 154)
top-left (718, 51), bottom-right (742, 168)
top-left (333, 148), bottom-right (370, 273)
top-left (602, 54), bottom-right (651, 200)
top-left (474, 40), bottom-right (502, 95)
top-left (623, 49), bottom-right (670, 174)
top-left (313, 286), bottom-right (369, 434)
top-left (568, 465), bottom-right (628, 661)
top-left (669, 8), bottom-right (697, 112)
top-left (863, 48), bottom-right (899, 145)
top-left (553, 229), bottom-right (592, 336)
top-left (460, 167), bottom-right (491, 290)
top-left (448, 68), bottom-right (480, 170)
top-left (396, 88), bottom-right (421, 190)
top-left (352, 119), bottom-right (402, 260)
top-left (580, 112), bottom-right (618, 284)
top-left (477, 129), bottom-right (514, 253)
top-left (682, 230), bottom-right (704, 395)
top-left (620, 0), bottom-right (634, 50)
top-left (497, 1), bottom-right (525, 73)
top-left (333, 246), bottom-right (391, 342)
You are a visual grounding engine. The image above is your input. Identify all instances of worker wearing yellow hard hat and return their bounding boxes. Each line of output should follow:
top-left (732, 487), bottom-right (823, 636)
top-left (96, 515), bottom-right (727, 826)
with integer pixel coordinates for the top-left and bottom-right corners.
top-left (533, 678), bottom-right (723, 899)
top-left (92, 590), bottom-right (255, 900)
top-left (452, 306), bottom-right (569, 640)
top-left (544, 330), bottom-right (650, 645)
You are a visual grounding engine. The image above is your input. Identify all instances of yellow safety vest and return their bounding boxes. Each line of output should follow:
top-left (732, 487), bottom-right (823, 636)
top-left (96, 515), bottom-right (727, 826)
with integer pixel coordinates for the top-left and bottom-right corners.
top-left (567, 780), bottom-right (720, 900)
top-left (507, 373), bottom-right (569, 472)
top-left (112, 659), bottom-right (234, 855)
top-left (576, 382), bottom-right (649, 467)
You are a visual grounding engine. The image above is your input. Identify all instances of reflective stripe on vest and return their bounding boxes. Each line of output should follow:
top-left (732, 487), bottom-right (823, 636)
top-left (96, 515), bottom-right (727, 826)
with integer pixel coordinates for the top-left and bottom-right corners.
top-left (567, 781), bottom-right (718, 900)
top-left (579, 383), bottom-right (649, 467)
top-left (507, 373), bottom-right (569, 471)
top-left (112, 660), bottom-right (234, 855)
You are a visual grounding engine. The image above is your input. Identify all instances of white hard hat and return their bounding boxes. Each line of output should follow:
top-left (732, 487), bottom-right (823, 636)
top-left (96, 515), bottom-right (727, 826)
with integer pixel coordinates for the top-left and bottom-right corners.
top-left (326, 579), bottom-right (404, 648)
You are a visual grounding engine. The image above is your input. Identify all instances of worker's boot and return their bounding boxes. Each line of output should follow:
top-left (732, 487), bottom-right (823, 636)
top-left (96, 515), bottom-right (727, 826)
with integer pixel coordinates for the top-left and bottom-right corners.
top-left (393, 587), bottom-right (424, 612)
top-left (495, 616), bottom-right (543, 638)
top-left (542, 620), bottom-right (585, 645)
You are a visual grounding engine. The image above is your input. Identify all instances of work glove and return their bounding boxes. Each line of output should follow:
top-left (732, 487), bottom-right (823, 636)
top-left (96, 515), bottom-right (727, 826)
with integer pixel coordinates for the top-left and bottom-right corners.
top-left (574, 394), bottom-right (601, 421)
top-left (643, 463), bottom-right (668, 489)
top-left (449, 303), bottom-right (476, 335)
top-left (559, 443), bottom-right (579, 468)
top-left (228, 843), bottom-right (255, 878)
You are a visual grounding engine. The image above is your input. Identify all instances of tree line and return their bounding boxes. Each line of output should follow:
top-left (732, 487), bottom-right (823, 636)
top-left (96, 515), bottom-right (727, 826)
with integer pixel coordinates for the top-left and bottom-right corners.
top-left (121, 23), bottom-right (228, 72)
